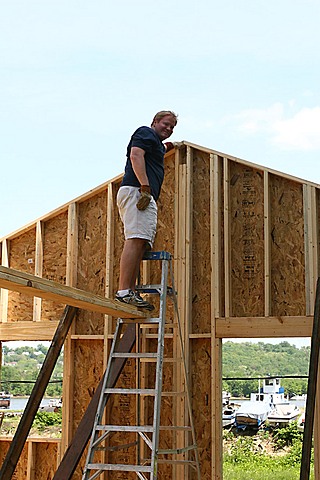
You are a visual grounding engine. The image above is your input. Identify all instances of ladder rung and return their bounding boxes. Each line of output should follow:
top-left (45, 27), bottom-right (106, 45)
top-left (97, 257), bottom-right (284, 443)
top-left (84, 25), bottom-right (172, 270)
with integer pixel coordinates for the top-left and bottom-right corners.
top-left (158, 443), bottom-right (198, 455)
top-left (96, 425), bottom-right (153, 432)
top-left (136, 284), bottom-right (174, 295)
top-left (104, 388), bottom-right (156, 395)
top-left (87, 463), bottom-right (152, 473)
top-left (112, 352), bottom-right (158, 359)
top-left (120, 317), bottom-right (160, 324)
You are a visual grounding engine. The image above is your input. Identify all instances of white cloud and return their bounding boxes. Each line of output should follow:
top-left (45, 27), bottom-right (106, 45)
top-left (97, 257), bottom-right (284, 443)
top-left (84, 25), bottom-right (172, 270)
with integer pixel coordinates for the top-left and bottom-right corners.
top-left (273, 107), bottom-right (320, 150)
top-left (226, 103), bottom-right (320, 151)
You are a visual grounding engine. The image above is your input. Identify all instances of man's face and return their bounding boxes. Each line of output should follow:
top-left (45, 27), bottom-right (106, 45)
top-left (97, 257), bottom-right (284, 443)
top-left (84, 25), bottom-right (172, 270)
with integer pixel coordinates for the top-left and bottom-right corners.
top-left (152, 115), bottom-right (176, 140)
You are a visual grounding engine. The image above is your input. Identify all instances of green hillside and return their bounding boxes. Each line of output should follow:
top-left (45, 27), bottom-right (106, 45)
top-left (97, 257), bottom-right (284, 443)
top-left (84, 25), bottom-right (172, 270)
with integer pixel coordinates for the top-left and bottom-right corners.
top-left (222, 341), bottom-right (310, 398)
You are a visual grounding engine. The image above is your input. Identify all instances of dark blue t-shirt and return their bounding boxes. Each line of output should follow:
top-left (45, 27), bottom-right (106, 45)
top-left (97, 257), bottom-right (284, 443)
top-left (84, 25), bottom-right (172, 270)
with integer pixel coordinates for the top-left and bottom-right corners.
top-left (121, 126), bottom-right (165, 201)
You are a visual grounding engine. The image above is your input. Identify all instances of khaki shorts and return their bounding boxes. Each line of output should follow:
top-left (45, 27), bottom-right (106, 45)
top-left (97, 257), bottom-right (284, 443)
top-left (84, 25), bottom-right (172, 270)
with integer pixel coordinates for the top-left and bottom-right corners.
top-left (117, 186), bottom-right (157, 248)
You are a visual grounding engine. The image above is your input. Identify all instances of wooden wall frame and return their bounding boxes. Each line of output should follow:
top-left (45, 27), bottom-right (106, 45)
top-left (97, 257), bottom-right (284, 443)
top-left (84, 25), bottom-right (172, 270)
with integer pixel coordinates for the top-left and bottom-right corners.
top-left (0, 142), bottom-right (318, 479)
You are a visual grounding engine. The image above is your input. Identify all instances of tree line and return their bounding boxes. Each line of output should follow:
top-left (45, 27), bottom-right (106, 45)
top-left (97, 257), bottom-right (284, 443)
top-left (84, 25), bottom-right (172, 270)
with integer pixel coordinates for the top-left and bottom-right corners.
top-left (223, 340), bottom-right (310, 397)
top-left (0, 344), bottom-right (63, 397)
top-left (0, 340), bottom-right (310, 398)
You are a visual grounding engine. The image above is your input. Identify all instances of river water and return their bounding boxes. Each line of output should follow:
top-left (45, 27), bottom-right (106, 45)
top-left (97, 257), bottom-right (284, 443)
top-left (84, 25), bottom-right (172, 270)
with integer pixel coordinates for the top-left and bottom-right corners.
top-left (2, 397), bottom-right (60, 411)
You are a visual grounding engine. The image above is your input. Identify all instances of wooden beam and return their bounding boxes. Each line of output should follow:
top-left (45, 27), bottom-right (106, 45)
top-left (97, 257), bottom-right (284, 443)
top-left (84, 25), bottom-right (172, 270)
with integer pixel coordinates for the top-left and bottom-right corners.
top-left (0, 240), bottom-right (9, 323)
top-left (0, 321), bottom-right (59, 341)
top-left (211, 154), bottom-right (223, 480)
top-left (33, 220), bottom-right (43, 322)
top-left (0, 266), bottom-right (147, 319)
top-left (216, 316), bottom-right (313, 338)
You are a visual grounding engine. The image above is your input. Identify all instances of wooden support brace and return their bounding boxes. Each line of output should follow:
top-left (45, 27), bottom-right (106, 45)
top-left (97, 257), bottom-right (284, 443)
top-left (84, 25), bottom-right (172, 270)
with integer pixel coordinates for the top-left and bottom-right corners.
top-left (300, 278), bottom-right (320, 480)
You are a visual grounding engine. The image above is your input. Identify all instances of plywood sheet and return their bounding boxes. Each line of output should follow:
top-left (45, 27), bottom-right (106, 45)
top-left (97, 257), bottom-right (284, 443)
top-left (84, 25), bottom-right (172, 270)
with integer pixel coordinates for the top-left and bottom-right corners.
top-left (229, 162), bottom-right (265, 316)
top-left (8, 229), bottom-right (36, 322)
top-left (269, 174), bottom-right (306, 315)
top-left (34, 441), bottom-right (59, 480)
top-left (76, 192), bottom-right (107, 335)
top-left (191, 338), bottom-right (211, 479)
top-left (192, 150), bottom-right (211, 334)
top-left (42, 213), bottom-right (68, 321)
top-left (72, 339), bottom-right (104, 478)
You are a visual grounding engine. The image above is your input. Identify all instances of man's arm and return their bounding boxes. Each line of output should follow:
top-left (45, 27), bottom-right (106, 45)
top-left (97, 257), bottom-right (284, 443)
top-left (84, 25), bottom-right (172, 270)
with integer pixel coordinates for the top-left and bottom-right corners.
top-left (130, 147), bottom-right (149, 186)
top-left (130, 146), bottom-right (151, 210)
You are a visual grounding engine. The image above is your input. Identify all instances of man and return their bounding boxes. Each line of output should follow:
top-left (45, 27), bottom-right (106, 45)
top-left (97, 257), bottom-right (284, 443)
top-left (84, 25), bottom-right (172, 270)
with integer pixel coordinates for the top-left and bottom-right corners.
top-left (115, 110), bottom-right (178, 309)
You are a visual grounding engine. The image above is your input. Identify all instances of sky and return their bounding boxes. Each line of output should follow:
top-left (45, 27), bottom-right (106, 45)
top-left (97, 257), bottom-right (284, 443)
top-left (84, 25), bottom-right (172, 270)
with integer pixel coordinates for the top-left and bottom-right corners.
top-left (1, 1), bottom-right (319, 349)
top-left (1, 0), bottom-right (320, 239)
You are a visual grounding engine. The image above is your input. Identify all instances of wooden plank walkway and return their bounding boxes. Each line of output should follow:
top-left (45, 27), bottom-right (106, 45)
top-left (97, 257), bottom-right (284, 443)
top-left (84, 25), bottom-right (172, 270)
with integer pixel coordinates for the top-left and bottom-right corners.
top-left (0, 266), bottom-right (147, 319)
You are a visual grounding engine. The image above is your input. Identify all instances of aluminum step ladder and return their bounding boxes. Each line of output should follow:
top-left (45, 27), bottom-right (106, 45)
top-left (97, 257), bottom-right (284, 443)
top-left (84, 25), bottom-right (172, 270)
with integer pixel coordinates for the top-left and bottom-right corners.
top-left (82, 251), bottom-right (200, 480)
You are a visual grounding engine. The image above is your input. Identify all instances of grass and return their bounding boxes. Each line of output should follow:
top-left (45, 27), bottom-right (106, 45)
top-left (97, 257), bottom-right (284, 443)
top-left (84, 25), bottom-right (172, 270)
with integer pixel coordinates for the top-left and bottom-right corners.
top-left (224, 464), bottom-right (309, 480)
top-left (223, 424), bottom-right (314, 480)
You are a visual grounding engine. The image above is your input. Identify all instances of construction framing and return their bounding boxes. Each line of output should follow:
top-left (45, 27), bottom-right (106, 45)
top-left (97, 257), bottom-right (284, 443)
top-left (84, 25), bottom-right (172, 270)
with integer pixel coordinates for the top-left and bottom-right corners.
top-left (0, 142), bottom-right (319, 479)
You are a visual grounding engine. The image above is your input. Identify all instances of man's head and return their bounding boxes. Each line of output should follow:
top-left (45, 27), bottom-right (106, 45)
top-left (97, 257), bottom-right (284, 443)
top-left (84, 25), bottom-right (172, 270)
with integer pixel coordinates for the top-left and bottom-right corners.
top-left (151, 110), bottom-right (178, 141)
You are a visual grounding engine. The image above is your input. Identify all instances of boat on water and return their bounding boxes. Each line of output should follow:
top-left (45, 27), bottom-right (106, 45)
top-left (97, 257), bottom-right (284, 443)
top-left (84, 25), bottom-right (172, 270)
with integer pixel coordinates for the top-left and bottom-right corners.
top-left (267, 403), bottom-right (301, 427)
top-left (235, 377), bottom-right (293, 429)
top-left (223, 404), bottom-right (237, 428)
top-left (0, 391), bottom-right (11, 409)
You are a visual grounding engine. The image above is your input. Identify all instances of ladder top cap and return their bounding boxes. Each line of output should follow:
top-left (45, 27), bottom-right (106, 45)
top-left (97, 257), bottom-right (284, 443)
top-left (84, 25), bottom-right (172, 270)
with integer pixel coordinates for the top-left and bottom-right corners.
top-left (143, 251), bottom-right (172, 261)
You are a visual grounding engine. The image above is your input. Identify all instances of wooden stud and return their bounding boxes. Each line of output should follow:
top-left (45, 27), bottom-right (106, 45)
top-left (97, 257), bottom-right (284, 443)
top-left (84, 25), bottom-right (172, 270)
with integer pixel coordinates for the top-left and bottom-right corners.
top-left (211, 154), bottom-right (223, 479)
top-left (264, 172), bottom-right (271, 316)
top-left (0, 321), bottom-right (59, 341)
top-left (0, 240), bottom-right (9, 323)
top-left (33, 220), bottom-right (43, 322)
top-left (216, 315), bottom-right (313, 338)
top-left (61, 202), bottom-right (79, 456)
top-left (223, 158), bottom-right (231, 317)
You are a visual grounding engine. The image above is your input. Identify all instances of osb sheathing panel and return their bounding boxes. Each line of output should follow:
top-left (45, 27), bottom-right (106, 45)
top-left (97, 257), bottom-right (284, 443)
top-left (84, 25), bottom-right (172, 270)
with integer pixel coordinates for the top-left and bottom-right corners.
top-left (41, 213), bottom-right (68, 321)
top-left (229, 163), bottom-right (265, 317)
top-left (33, 442), bottom-right (58, 480)
top-left (0, 440), bottom-right (28, 479)
top-left (76, 192), bottom-right (107, 335)
top-left (191, 338), bottom-right (211, 480)
top-left (8, 228), bottom-right (36, 322)
top-left (72, 339), bottom-right (103, 479)
top-left (192, 150), bottom-right (211, 334)
top-left (269, 174), bottom-right (306, 316)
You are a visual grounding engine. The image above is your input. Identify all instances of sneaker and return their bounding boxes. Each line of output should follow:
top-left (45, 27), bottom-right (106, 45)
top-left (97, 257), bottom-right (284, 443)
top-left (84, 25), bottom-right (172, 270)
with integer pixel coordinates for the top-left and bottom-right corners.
top-left (115, 290), bottom-right (154, 311)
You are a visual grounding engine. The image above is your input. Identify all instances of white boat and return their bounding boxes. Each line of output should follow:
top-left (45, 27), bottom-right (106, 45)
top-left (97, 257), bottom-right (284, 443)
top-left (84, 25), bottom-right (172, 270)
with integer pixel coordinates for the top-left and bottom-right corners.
top-left (222, 405), bottom-right (237, 428)
top-left (0, 391), bottom-right (11, 409)
top-left (290, 394), bottom-right (307, 402)
top-left (267, 403), bottom-right (301, 427)
top-left (235, 377), bottom-right (290, 429)
top-left (222, 390), bottom-right (231, 405)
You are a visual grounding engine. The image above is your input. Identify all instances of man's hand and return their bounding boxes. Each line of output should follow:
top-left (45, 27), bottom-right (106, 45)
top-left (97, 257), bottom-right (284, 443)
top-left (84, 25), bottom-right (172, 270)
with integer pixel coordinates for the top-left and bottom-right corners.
top-left (137, 185), bottom-right (152, 210)
top-left (164, 141), bottom-right (184, 152)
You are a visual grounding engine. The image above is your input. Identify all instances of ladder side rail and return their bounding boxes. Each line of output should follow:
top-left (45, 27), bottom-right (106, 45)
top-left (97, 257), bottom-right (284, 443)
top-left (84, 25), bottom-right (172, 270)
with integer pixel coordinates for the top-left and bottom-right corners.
top-left (83, 319), bottom-right (126, 479)
top-left (150, 258), bottom-right (169, 479)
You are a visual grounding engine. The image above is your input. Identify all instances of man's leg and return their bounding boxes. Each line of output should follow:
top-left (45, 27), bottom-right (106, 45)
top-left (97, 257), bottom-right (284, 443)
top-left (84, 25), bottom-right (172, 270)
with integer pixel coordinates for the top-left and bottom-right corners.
top-left (118, 238), bottom-right (147, 291)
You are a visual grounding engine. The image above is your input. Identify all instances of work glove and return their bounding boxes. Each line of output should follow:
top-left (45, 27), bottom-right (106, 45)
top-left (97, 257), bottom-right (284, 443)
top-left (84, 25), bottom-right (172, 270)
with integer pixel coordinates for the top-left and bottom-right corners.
top-left (164, 141), bottom-right (184, 152)
top-left (136, 185), bottom-right (152, 210)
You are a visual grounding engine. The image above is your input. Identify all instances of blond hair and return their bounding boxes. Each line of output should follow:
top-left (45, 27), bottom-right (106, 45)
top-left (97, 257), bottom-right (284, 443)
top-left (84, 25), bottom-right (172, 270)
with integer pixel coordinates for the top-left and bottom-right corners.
top-left (151, 110), bottom-right (178, 126)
